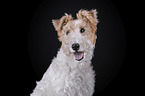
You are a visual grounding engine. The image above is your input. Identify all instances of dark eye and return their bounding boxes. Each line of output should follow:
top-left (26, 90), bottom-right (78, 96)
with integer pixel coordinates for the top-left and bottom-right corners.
top-left (80, 28), bottom-right (85, 33)
top-left (66, 31), bottom-right (69, 35)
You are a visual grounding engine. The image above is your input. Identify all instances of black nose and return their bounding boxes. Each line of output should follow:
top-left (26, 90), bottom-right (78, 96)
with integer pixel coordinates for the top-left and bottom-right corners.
top-left (72, 43), bottom-right (80, 51)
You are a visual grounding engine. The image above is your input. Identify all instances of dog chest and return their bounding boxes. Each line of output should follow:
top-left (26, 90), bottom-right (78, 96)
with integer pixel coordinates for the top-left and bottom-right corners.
top-left (51, 67), bottom-right (94, 96)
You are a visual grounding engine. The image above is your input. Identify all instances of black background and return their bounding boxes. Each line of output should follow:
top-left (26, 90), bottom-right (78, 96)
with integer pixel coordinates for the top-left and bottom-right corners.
top-left (9, 0), bottom-right (137, 96)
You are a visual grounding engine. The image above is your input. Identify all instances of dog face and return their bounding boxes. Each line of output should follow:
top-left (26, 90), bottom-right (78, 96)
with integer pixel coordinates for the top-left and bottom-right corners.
top-left (52, 9), bottom-right (98, 61)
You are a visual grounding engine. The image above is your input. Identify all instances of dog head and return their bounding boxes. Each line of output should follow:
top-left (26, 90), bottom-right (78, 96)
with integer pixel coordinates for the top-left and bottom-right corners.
top-left (52, 9), bottom-right (98, 61)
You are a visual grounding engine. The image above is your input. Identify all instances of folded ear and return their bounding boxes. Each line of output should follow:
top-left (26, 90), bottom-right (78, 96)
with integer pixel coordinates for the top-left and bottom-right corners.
top-left (52, 13), bottom-right (73, 34)
top-left (52, 13), bottom-right (73, 41)
top-left (52, 19), bottom-right (59, 31)
top-left (76, 9), bottom-right (98, 26)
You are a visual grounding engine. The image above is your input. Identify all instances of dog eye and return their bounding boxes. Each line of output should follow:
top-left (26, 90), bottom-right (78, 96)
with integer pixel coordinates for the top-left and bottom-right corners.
top-left (80, 28), bottom-right (85, 33)
top-left (66, 31), bottom-right (70, 35)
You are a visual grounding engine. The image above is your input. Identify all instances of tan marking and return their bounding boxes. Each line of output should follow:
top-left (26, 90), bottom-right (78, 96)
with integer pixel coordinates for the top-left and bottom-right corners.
top-left (52, 9), bottom-right (98, 46)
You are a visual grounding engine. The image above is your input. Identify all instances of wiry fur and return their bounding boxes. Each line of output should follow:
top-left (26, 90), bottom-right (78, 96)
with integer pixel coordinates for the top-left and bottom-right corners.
top-left (31, 9), bottom-right (98, 96)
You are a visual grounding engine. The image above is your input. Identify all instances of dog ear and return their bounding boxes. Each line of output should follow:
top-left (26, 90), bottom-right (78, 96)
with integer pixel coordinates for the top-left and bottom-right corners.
top-left (52, 13), bottom-right (73, 37)
top-left (76, 9), bottom-right (98, 26)
top-left (77, 9), bottom-right (98, 45)
top-left (52, 19), bottom-right (60, 31)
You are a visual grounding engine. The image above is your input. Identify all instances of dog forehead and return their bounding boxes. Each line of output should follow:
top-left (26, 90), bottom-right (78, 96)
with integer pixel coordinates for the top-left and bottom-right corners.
top-left (73, 19), bottom-right (86, 27)
top-left (65, 19), bottom-right (85, 28)
top-left (63, 19), bottom-right (87, 31)
top-left (73, 20), bottom-right (81, 27)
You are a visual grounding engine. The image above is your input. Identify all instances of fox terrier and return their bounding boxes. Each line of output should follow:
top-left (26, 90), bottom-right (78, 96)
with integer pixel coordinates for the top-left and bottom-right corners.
top-left (31, 9), bottom-right (99, 96)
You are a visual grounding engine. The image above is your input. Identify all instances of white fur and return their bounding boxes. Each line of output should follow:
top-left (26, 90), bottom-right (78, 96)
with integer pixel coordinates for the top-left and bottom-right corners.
top-left (31, 19), bottom-right (96, 96)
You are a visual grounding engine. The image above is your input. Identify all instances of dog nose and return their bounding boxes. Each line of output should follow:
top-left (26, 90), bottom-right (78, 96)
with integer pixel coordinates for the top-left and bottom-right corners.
top-left (72, 43), bottom-right (80, 51)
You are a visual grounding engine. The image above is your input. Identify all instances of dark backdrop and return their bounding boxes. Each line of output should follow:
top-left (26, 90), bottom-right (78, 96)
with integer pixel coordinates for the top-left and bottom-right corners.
top-left (14, 0), bottom-right (133, 96)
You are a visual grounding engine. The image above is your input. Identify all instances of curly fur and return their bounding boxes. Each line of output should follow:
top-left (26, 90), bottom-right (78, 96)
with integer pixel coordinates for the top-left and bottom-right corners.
top-left (31, 9), bottom-right (98, 96)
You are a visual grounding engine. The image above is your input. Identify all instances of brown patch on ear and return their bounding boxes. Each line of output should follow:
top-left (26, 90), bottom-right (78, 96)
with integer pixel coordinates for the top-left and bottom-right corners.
top-left (52, 13), bottom-right (73, 41)
top-left (77, 9), bottom-right (98, 33)
top-left (52, 20), bottom-right (59, 31)
top-left (76, 9), bottom-right (98, 26)
top-left (77, 9), bottom-right (98, 45)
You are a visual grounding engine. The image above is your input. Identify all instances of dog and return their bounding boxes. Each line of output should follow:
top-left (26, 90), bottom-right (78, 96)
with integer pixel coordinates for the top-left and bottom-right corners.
top-left (31, 9), bottom-right (98, 96)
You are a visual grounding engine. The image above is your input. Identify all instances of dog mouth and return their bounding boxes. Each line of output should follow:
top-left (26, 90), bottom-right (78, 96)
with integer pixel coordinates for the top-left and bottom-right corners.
top-left (73, 51), bottom-right (84, 61)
